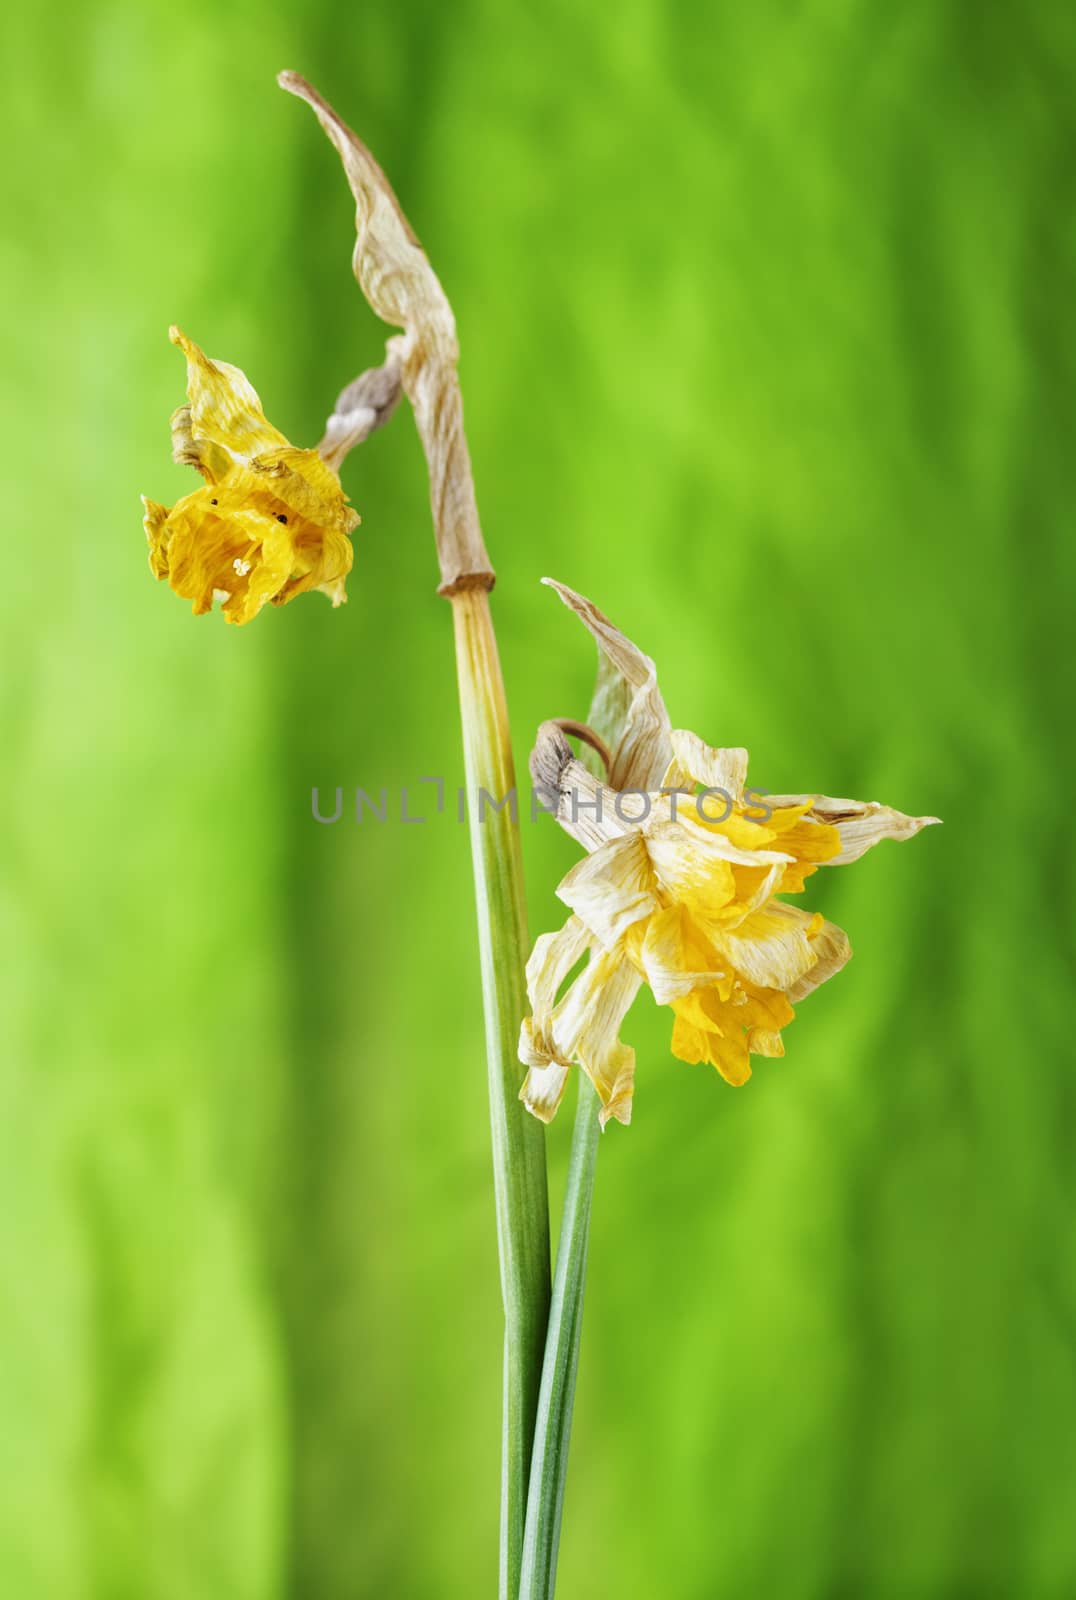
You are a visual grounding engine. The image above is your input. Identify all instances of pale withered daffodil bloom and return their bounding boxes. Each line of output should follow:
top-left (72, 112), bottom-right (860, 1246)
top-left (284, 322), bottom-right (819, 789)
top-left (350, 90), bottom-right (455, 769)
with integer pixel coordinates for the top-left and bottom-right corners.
top-left (519, 581), bottom-right (940, 1128)
top-left (141, 328), bottom-right (359, 624)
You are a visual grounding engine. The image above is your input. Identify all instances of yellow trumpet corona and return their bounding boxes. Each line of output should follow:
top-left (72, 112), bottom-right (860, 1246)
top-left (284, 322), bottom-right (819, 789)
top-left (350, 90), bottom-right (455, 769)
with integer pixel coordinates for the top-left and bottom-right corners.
top-left (141, 328), bottom-right (358, 625)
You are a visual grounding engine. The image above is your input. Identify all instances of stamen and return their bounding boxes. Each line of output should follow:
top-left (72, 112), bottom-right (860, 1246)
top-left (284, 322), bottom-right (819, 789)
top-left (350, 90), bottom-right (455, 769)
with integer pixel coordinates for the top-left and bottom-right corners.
top-left (233, 557), bottom-right (252, 576)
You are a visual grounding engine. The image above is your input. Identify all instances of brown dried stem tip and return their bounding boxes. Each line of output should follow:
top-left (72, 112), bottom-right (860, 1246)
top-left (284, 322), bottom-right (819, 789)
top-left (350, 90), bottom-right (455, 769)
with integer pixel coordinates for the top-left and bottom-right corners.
top-left (278, 70), bottom-right (494, 595)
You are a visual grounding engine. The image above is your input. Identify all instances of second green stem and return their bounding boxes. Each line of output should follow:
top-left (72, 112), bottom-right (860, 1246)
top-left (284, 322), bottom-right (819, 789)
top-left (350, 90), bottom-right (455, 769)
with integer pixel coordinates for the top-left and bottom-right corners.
top-left (519, 1074), bottom-right (602, 1600)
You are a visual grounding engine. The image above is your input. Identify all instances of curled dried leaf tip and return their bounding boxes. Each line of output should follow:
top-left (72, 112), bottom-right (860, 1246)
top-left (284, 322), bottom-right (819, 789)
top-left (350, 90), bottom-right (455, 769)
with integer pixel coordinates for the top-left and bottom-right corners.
top-left (278, 71), bottom-right (493, 593)
top-left (520, 581), bottom-right (941, 1127)
top-left (142, 328), bottom-right (358, 625)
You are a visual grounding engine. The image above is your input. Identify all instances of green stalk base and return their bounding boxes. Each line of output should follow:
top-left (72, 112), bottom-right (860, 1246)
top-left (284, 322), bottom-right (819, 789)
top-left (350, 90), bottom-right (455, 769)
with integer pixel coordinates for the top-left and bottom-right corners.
top-left (452, 589), bottom-right (552, 1599)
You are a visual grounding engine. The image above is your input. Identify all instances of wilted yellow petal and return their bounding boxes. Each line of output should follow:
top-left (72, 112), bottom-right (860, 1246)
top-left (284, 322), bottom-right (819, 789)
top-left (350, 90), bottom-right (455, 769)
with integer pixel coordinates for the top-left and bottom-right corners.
top-left (633, 905), bottom-right (730, 1006)
top-left (721, 859), bottom-right (793, 927)
top-left (670, 1001), bottom-right (752, 1087)
top-left (768, 792), bottom-right (941, 863)
top-left (643, 819), bottom-right (737, 919)
top-left (708, 901), bottom-right (822, 991)
top-left (700, 809), bottom-right (779, 851)
top-left (170, 326), bottom-right (289, 466)
top-left (170, 403), bottom-right (233, 483)
top-left (142, 497), bottom-right (170, 580)
top-left (739, 981), bottom-right (796, 1036)
top-left (766, 807), bottom-right (843, 891)
top-left (645, 815), bottom-right (790, 925)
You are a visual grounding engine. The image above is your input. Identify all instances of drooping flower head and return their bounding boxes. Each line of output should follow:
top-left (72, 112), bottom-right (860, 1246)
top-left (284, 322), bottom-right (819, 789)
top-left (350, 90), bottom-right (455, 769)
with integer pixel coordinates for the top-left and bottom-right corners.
top-left (141, 328), bottom-right (359, 624)
top-left (520, 581), bottom-right (940, 1128)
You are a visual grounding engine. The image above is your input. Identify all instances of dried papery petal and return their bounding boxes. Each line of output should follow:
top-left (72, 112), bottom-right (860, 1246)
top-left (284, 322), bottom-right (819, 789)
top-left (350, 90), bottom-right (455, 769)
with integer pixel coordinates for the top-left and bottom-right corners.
top-left (556, 833), bottom-right (660, 949)
top-left (551, 948), bottom-right (641, 1127)
top-left (588, 649), bottom-right (634, 774)
top-left (519, 1061), bottom-right (572, 1124)
top-left (595, 1050), bottom-right (636, 1130)
top-left (663, 728), bottom-right (749, 800)
top-left (519, 916), bottom-right (641, 1126)
top-left (519, 922), bottom-right (577, 1120)
top-left (520, 917), bottom-right (593, 1066)
top-left (788, 918), bottom-right (852, 1001)
top-left (542, 579), bottom-right (672, 790)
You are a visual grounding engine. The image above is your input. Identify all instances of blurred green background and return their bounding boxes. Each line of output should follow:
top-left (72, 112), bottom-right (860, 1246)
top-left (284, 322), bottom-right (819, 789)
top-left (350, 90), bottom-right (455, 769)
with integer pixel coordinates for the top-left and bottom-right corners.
top-left (3, 1), bottom-right (1074, 1595)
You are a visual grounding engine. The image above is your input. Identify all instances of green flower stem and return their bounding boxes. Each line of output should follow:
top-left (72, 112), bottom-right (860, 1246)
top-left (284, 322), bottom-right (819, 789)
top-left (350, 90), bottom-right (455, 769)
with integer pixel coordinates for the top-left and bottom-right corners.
top-left (519, 1073), bottom-right (602, 1600)
top-left (452, 588), bottom-right (552, 1600)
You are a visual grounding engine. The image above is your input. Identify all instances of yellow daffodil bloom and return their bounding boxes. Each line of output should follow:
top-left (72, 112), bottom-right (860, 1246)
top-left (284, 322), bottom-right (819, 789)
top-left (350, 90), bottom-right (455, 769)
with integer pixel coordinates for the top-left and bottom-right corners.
top-left (520, 581), bottom-right (939, 1128)
top-left (141, 328), bottom-right (359, 624)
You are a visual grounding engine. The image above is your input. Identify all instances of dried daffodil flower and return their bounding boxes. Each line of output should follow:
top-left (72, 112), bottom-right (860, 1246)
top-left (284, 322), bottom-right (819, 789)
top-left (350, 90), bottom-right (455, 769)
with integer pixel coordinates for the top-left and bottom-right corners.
top-left (141, 327), bottom-right (360, 624)
top-left (520, 580), bottom-right (940, 1128)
